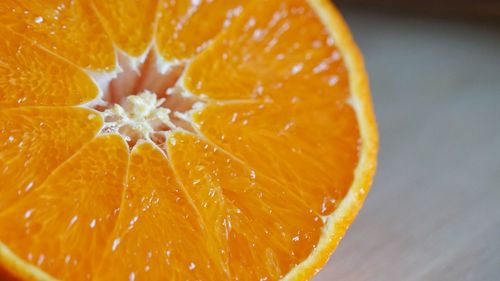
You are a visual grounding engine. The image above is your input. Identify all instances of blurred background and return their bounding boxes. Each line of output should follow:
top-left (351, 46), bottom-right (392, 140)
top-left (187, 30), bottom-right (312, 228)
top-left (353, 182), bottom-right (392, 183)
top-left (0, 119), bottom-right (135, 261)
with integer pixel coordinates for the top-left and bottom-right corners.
top-left (315, 1), bottom-right (500, 280)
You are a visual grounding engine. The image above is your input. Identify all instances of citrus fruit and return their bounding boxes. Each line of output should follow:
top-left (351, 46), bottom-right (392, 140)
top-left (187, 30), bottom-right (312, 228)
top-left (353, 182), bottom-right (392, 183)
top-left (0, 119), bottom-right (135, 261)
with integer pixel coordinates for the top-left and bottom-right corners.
top-left (0, 0), bottom-right (378, 280)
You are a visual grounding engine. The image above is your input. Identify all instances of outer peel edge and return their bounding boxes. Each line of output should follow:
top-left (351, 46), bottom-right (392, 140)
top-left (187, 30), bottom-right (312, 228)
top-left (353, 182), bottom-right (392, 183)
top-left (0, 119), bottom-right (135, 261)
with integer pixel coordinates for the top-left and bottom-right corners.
top-left (283, 0), bottom-right (378, 280)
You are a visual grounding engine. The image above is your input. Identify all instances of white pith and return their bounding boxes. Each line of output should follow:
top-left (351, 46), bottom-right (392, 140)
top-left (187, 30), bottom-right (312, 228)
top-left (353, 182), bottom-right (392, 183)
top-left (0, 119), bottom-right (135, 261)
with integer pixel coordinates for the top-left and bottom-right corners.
top-left (100, 91), bottom-right (172, 143)
top-left (83, 46), bottom-right (200, 148)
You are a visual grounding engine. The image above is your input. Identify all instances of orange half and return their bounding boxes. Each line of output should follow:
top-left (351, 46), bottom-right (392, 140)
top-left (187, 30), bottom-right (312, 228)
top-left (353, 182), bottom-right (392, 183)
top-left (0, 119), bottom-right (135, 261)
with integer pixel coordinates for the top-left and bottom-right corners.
top-left (0, 0), bottom-right (378, 280)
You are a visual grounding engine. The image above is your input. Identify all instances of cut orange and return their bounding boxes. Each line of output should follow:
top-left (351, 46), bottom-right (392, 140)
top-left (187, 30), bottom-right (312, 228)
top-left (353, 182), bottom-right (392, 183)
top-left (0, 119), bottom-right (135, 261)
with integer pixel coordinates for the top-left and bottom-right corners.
top-left (0, 0), bottom-right (378, 280)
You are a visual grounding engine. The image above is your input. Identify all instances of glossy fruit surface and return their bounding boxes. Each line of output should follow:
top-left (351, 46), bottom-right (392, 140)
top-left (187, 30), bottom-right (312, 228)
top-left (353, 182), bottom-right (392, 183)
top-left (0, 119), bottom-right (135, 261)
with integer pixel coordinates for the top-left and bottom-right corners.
top-left (0, 0), bottom-right (377, 280)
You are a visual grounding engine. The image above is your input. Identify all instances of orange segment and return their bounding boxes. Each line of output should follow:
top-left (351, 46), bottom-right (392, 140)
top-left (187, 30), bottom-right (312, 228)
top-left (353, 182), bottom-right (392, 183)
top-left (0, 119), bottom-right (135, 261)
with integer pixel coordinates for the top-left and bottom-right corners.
top-left (182, 0), bottom-right (348, 102)
top-left (0, 107), bottom-right (102, 210)
top-left (96, 142), bottom-right (227, 280)
top-left (0, 134), bottom-right (128, 281)
top-left (0, 0), bottom-right (115, 70)
top-left (0, 27), bottom-right (98, 107)
top-left (156, 0), bottom-right (248, 62)
top-left (192, 100), bottom-right (359, 215)
top-left (91, 0), bottom-right (158, 57)
top-left (167, 132), bottom-right (323, 280)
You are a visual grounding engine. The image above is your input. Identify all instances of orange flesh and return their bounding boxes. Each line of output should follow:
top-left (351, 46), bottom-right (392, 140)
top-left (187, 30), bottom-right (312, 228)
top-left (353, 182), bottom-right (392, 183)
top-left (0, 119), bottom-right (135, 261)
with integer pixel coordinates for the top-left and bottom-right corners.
top-left (0, 0), bottom-right (115, 70)
top-left (156, 0), bottom-right (248, 62)
top-left (0, 27), bottom-right (98, 107)
top-left (95, 142), bottom-right (225, 280)
top-left (0, 135), bottom-right (128, 280)
top-left (192, 101), bottom-right (359, 215)
top-left (182, 0), bottom-right (349, 102)
top-left (167, 132), bottom-right (323, 280)
top-left (0, 0), bottom-right (371, 280)
top-left (91, 0), bottom-right (157, 57)
top-left (0, 108), bottom-right (102, 210)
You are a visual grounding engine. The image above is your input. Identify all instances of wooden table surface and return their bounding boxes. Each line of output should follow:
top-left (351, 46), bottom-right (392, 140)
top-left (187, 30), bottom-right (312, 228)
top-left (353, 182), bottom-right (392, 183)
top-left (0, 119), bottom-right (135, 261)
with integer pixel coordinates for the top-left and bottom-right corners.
top-left (314, 7), bottom-right (500, 281)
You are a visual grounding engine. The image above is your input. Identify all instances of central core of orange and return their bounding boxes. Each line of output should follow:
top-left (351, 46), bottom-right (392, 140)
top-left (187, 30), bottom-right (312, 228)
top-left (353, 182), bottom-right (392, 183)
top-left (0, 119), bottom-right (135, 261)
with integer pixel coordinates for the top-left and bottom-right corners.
top-left (92, 51), bottom-right (197, 147)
